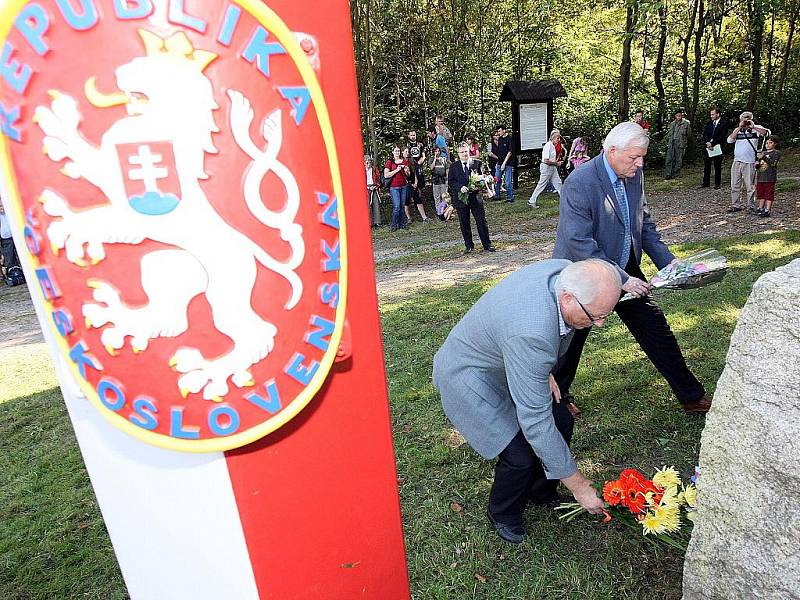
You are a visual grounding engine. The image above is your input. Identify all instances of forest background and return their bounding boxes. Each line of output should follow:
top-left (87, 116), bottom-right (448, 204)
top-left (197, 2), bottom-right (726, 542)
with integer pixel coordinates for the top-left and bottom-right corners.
top-left (350, 0), bottom-right (800, 166)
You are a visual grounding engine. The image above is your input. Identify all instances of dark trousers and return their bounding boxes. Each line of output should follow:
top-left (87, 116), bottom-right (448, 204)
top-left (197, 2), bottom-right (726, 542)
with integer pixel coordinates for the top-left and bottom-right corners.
top-left (1, 236), bottom-right (19, 270)
top-left (553, 255), bottom-right (705, 404)
top-left (488, 401), bottom-right (574, 524)
top-left (703, 154), bottom-right (723, 187)
top-left (455, 198), bottom-right (491, 250)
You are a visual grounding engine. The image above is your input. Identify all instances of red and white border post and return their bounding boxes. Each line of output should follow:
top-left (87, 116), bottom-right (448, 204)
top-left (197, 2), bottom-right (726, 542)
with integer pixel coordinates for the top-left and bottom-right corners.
top-left (0, 0), bottom-right (409, 597)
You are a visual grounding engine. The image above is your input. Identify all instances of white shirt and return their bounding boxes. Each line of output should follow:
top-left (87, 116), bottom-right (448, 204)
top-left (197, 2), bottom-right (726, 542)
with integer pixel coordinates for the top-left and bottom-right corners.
top-left (727, 128), bottom-right (768, 164)
top-left (540, 141), bottom-right (557, 172)
top-left (0, 212), bottom-right (11, 239)
top-left (365, 165), bottom-right (374, 186)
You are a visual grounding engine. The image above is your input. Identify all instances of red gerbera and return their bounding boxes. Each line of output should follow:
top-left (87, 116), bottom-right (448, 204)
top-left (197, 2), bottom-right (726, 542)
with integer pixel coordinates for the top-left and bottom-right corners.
top-left (624, 486), bottom-right (648, 514)
top-left (618, 469), bottom-right (650, 515)
top-left (602, 479), bottom-right (625, 506)
top-left (619, 468), bottom-right (647, 485)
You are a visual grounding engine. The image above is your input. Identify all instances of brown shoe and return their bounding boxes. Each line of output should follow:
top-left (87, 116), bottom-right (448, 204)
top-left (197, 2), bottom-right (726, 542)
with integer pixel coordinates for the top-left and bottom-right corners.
top-left (683, 395), bottom-right (712, 414)
top-left (563, 394), bottom-right (582, 419)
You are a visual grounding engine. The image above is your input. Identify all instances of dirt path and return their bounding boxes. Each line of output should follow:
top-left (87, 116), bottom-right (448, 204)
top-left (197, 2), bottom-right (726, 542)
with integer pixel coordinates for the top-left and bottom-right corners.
top-left (375, 180), bottom-right (800, 302)
top-left (2, 175), bottom-right (798, 346)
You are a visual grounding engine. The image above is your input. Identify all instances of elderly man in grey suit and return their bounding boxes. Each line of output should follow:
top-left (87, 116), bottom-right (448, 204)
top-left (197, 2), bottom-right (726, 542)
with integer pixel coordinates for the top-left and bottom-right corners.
top-left (433, 259), bottom-right (621, 544)
top-left (552, 121), bottom-right (711, 415)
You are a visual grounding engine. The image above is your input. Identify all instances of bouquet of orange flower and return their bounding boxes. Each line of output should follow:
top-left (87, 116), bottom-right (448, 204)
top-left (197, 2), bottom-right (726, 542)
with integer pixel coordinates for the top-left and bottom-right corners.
top-left (556, 466), bottom-right (697, 550)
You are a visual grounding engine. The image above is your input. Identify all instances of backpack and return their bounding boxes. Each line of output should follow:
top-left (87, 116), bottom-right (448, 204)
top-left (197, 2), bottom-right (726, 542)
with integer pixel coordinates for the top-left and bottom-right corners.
top-left (5, 265), bottom-right (24, 287)
top-left (380, 160), bottom-right (395, 189)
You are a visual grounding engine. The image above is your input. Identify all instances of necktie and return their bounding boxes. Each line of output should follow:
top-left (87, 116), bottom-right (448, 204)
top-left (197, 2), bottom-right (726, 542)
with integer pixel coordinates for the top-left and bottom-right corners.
top-left (463, 162), bottom-right (469, 177)
top-left (614, 178), bottom-right (631, 266)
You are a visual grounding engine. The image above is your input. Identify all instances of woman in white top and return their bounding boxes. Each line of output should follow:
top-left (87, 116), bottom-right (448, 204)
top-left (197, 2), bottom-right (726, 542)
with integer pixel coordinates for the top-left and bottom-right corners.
top-left (528, 130), bottom-right (564, 208)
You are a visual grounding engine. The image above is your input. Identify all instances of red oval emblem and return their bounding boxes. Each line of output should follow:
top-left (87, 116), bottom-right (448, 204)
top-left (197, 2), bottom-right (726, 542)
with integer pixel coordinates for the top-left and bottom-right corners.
top-left (0, 0), bottom-right (347, 451)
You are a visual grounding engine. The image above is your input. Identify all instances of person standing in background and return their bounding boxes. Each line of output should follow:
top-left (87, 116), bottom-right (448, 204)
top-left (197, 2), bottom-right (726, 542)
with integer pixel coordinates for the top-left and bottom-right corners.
top-left (364, 155), bottom-right (382, 227)
top-left (664, 109), bottom-right (691, 179)
top-left (701, 107), bottom-right (726, 190)
top-left (494, 125), bottom-right (514, 203)
top-left (726, 111), bottom-right (770, 213)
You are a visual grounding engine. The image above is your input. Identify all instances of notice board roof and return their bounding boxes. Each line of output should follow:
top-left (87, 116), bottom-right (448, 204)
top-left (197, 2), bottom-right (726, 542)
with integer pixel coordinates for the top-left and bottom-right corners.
top-left (499, 80), bottom-right (567, 102)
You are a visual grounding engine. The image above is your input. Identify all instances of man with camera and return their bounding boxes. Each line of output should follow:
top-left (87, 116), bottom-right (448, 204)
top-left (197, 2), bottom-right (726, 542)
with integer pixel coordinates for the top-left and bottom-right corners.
top-left (726, 111), bottom-right (770, 213)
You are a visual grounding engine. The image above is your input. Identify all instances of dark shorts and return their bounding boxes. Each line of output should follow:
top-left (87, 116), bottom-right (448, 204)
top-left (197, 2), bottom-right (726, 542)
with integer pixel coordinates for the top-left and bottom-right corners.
top-left (756, 181), bottom-right (775, 202)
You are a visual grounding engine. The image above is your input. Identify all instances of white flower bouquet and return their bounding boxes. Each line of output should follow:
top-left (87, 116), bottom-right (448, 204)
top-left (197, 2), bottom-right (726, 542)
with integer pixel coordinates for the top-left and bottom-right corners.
top-left (621, 249), bottom-right (728, 301)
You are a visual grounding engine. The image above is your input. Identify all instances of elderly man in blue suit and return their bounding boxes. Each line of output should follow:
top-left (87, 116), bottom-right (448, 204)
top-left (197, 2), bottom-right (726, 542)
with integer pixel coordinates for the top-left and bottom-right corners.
top-left (552, 121), bottom-right (711, 416)
top-left (434, 259), bottom-right (621, 544)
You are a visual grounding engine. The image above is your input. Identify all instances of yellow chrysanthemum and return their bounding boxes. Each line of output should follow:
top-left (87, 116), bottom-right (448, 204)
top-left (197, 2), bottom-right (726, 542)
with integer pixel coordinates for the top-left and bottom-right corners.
top-left (640, 511), bottom-right (667, 535)
top-left (654, 505), bottom-right (682, 533)
top-left (683, 483), bottom-right (697, 508)
top-left (653, 466), bottom-right (681, 489)
top-left (659, 485), bottom-right (680, 509)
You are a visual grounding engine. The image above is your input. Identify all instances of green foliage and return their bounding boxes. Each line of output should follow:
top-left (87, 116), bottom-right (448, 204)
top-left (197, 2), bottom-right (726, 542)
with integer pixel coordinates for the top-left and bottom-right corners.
top-left (352, 0), bottom-right (800, 160)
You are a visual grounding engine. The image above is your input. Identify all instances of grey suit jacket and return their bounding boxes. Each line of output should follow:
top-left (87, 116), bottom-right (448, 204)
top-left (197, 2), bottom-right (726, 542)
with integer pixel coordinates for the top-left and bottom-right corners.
top-left (552, 154), bottom-right (674, 283)
top-left (433, 260), bottom-right (578, 480)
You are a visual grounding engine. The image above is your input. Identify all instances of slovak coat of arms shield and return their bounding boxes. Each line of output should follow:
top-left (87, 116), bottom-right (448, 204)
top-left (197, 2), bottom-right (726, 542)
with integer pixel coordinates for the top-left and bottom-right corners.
top-left (0, 0), bottom-right (347, 451)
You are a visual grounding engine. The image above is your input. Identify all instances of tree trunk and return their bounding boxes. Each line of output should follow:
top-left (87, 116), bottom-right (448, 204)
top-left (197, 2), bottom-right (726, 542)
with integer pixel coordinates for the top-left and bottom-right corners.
top-left (618, 2), bottom-right (637, 122)
top-left (364, 0), bottom-right (378, 159)
top-left (764, 8), bottom-right (775, 99)
top-left (747, 0), bottom-right (765, 110)
top-left (681, 0), bottom-right (699, 112)
top-left (653, 2), bottom-right (668, 134)
top-left (690, 0), bottom-right (706, 123)
top-left (776, 1), bottom-right (799, 109)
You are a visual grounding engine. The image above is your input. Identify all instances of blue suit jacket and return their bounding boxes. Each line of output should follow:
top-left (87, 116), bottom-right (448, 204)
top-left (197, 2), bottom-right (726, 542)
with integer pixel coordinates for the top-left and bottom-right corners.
top-left (433, 260), bottom-right (578, 479)
top-left (552, 155), bottom-right (674, 282)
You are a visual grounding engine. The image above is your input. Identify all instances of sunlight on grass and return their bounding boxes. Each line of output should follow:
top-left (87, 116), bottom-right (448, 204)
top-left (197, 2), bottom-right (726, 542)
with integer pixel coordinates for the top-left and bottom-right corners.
top-left (0, 345), bottom-right (57, 405)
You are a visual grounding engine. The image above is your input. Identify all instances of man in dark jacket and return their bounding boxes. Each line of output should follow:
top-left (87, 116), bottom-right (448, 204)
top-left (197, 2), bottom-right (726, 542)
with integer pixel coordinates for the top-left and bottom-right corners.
top-left (701, 106), bottom-right (727, 189)
top-left (448, 143), bottom-right (495, 253)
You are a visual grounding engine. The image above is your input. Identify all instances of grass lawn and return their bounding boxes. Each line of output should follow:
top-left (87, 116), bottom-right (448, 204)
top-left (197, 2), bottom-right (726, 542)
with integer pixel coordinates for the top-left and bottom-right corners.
top-left (2, 230), bottom-right (799, 599)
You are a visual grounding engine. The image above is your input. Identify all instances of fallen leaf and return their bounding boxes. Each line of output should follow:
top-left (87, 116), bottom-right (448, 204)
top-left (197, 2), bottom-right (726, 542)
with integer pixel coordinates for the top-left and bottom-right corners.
top-left (444, 429), bottom-right (466, 449)
top-left (340, 561), bottom-right (361, 569)
top-left (401, 423), bottom-right (413, 433)
top-left (450, 502), bottom-right (463, 513)
top-left (449, 562), bottom-right (457, 569)
top-left (474, 573), bottom-right (486, 584)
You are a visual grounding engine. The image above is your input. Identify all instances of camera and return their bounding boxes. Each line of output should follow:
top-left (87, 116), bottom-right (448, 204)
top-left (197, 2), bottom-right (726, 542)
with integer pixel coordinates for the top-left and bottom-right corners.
top-left (741, 119), bottom-right (753, 129)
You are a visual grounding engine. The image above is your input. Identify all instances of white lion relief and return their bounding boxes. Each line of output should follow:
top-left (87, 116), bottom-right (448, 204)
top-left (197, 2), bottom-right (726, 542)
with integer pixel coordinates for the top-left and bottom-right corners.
top-left (34, 30), bottom-right (305, 401)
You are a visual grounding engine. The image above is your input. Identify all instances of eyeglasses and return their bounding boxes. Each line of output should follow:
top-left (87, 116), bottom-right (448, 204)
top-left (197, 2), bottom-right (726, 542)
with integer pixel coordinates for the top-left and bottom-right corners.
top-left (575, 298), bottom-right (610, 326)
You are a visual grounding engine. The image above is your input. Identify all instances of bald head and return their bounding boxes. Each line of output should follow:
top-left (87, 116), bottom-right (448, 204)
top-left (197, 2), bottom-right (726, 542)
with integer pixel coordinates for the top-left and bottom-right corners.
top-left (556, 260), bottom-right (622, 329)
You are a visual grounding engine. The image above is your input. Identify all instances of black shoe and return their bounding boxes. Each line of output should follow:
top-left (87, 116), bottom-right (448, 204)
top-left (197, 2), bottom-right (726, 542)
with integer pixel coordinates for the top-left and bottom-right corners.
top-left (747, 207), bottom-right (759, 215)
top-left (714, 185), bottom-right (721, 190)
top-left (464, 247), bottom-right (474, 254)
top-left (487, 510), bottom-right (525, 544)
top-left (726, 207), bottom-right (742, 213)
top-left (699, 184), bottom-right (709, 189)
top-left (759, 210), bottom-right (770, 217)
top-left (483, 246), bottom-right (497, 252)
top-left (503, 199), bottom-right (515, 203)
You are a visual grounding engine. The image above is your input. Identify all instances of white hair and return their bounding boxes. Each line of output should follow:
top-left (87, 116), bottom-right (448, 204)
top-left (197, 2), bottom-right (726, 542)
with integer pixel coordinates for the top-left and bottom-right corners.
top-left (555, 259), bottom-right (622, 304)
top-left (740, 111), bottom-right (754, 120)
top-left (603, 121), bottom-right (650, 152)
